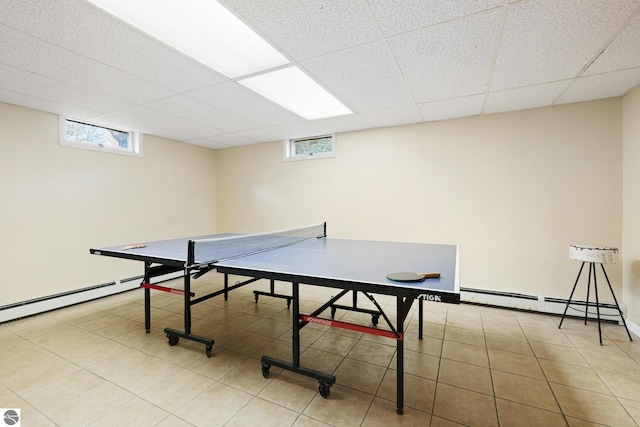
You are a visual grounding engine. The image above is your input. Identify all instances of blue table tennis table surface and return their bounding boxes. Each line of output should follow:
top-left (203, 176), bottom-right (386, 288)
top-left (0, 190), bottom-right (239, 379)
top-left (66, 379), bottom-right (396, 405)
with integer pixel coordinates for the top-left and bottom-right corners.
top-left (92, 235), bottom-right (459, 297)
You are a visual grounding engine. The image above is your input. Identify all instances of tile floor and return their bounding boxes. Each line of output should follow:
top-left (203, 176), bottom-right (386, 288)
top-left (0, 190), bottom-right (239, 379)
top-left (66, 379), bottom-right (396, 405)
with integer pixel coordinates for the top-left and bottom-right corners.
top-left (1, 275), bottom-right (640, 426)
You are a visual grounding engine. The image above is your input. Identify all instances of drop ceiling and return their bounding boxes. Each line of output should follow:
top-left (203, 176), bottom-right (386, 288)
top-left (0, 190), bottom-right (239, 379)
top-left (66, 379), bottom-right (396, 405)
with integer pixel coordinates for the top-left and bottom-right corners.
top-left (1, 0), bottom-right (639, 149)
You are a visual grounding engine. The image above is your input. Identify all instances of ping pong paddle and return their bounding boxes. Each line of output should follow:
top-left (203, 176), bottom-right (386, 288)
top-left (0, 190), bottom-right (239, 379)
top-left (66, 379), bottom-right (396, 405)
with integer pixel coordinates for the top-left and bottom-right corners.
top-left (122, 243), bottom-right (147, 250)
top-left (387, 272), bottom-right (440, 282)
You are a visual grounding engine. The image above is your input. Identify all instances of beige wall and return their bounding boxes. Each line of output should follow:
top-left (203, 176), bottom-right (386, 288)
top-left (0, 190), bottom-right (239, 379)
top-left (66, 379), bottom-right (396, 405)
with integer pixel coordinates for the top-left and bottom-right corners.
top-left (216, 99), bottom-right (623, 301)
top-left (623, 86), bottom-right (640, 325)
top-left (0, 102), bottom-right (217, 306)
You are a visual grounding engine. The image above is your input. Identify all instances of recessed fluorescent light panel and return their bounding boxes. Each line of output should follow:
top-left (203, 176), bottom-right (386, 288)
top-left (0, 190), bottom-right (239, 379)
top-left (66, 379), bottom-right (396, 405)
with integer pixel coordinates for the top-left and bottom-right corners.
top-left (238, 67), bottom-right (352, 120)
top-left (85, 0), bottom-right (290, 78)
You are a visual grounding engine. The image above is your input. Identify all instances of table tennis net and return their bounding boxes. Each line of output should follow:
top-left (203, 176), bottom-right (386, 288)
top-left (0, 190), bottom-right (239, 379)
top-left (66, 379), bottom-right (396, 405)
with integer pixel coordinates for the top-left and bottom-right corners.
top-left (190, 222), bottom-right (326, 265)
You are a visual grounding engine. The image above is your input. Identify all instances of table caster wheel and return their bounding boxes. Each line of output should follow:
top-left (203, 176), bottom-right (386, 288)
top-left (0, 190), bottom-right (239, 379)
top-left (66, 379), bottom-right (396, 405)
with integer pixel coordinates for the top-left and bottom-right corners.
top-left (372, 315), bottom-right (379, 326)
top-left (319, 382), bottom-right (331, 398)
top-left (206, 345), bottom-right (212, 358)
top-left (261, 362), bottom-right (271, 378)
top-left (167, 334), bottom-right (179, 346)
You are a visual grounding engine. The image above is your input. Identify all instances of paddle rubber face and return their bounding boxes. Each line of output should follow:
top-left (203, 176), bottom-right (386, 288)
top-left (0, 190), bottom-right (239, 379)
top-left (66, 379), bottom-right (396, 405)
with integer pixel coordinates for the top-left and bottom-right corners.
top-left (386, 272), bottom-right (440, 282)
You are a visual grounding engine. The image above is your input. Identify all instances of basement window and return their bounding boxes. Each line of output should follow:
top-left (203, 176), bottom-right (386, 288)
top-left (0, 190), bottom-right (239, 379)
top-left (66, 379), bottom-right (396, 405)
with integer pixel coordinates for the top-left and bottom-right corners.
top-left (59, 117), bottom-right (142, 157)
top-left (284, 134), bottom-right (335, 161)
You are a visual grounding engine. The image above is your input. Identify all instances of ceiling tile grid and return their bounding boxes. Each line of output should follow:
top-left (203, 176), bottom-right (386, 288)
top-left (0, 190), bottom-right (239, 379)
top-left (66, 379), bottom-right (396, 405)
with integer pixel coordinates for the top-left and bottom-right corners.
top-left (388, 9), bottom-right (503, 103)
top-left (367, 0), bottom-right (504, 37)
top-left (300, 41), bottom-right (414, 112)
top-left (491, 0), bottom-right (640, 91)
top-left (1, 0), bottom-right (640, 148)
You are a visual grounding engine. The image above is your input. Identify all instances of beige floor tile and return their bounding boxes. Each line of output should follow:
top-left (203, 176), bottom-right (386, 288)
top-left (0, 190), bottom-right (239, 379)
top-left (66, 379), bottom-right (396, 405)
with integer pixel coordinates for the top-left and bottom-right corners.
top-left (432, 383), bottom-right (498, 427)
top-left (485, 332), bottom-right (533, 356)
top-left (377, 369), bottom-right (436, 413)
top-left (223, 331), bottom-right (274, 356)
top-left (597, 370), bottom-right (640, 401)
top-left (187, 346), bottom-right (249, 380)
top-left (480, 308), bottom-right (520, 325)
top-left (430, 416), bottom-right (467, 426)
top-left (347, 339), bottom-right (396, 367)
top-left (226, 397), bottom-right (299, 427)
top-left (259, 369), bottom-right (319, 412)
top-left (403, 333), bottom-right (443, 357)
top-left (21, 369), bottom-right (106, 414)
top-left (444, 325), bottom-right (486, 347)
top-left (111, 356), bottom-right (183, 394)
top-left (516, 313), bottom-right (559, 329)
top-left (250, 317), bottom-right (292, 338)
top-left (496, 398), bottom-right (567, 427)
top-left (140, 368), bottom-right (215, 412)
top-left (529, 340), bottom-right (590, 366)
top-left (441, 340), bottom-right (489, 367)
top-left (565, 417), bottom-right (605, 427)
top-left (361, 397), bottom-right (431, 426)
top-left (88, 396), bottom-right (170, 426)
top-left (292, 415), bottom-right (333, 426)
top-left (492, 370), bottom-right (560, 412)
top-left (155, 415), bottom-right (194, 427)
top-left (333, 357), bottom-right (386, 394)
top-left (539, 359), bottom-right (609, 394)
top-left (303, 384), bottom-right (373, 427)
top-left (551, 382), bottom-right (636, 426)
top-left (438, 358), bottom-right (493, 395)
top-left (390, 348), bottom-right (440, 380)
top-left (300, 347), bottom-right (346, 373)
top-left (2, 355), bottom-right (80, 395)
top-left (565, 332), bottom-right (628, 356)
top-left (45, 382), bottom-right (134, 426)
top-left (310, 331), bottom-right (359, 356)
top-left (174, 381), bottom-right (253, 426)
top-left (488, 348), bottom-right (544, 379)
top-left (482, 320), bottom-right (526, 340)
top-left (219, 357), bottom-right (274, 394)
top-left (580, 349), bottom-right (640, 377)
top-left (522, 326), bottom-right (573, 346)
top-left (619, 397), bottom-right (640, 425)
top-left (446, 314), bottom-right (484, 331)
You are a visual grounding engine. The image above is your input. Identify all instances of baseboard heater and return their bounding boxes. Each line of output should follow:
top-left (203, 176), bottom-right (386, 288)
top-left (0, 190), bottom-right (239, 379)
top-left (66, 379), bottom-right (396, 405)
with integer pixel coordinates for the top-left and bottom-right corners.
top-left (460, 287), bottom-right (626, 324)
top-left (0, 270), bottom-right (184, 324)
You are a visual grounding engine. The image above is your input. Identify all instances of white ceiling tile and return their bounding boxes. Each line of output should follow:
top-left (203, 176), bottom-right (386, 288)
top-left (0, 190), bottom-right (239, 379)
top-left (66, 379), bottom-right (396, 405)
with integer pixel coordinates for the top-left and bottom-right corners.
top-left (144, 95), bottom-right (261, 133)
top-left (492, 0), bottom-right (639, 91)
top-left (0, 88), bottom-right (102, 120)
top-left (558, 68), bottom-right (640, 105)
top-left (186, 82), bottom-right (302, 127)
top-left (237, 128), bottom-right (288, 143)
top-left (0, 24), bottom-right (175, 104)
top-left (368, 0), bottom-right (504, 37)
top-left (222, 0), bottom-right (380, 60)
top-left (0, 0), bottom-right (227, 92)
top-left (269, 121), bottom-right (329, 140)
top-left (418, 95), bottom-right (485, 122)
top-left (309, 114), bottom-right (372, 134)
top-left (183, 138), bottom-right (234, 150)
top-left (301, 41), bottom-right (413, 112)
top-left (100, 106), bottom-right (226, 138)
top-left (389, 10), bottom-right (501, 103)
top-left (0, 63), bottom-right (133, 113)
top-left (585, 12), bottom-right (640, 75)
top-left (203, 133), bottom-right (259, 147)
top-left (484, 80), bottom-right (572, 114)
top-left (359, 105), bottom-right (423, 128)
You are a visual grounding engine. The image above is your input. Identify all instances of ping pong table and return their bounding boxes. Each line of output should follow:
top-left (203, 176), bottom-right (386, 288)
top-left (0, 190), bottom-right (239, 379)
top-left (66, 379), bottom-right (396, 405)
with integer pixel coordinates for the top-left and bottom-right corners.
top-left (90, 223), bottom-right (460, 414)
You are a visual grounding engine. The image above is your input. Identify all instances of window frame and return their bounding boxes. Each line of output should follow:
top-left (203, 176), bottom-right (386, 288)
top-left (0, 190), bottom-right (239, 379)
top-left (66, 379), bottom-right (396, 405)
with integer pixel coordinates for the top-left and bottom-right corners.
top-left (283, 134), bottom-right (336, 161)
top-left (59, 116), bottom-right (143, 157)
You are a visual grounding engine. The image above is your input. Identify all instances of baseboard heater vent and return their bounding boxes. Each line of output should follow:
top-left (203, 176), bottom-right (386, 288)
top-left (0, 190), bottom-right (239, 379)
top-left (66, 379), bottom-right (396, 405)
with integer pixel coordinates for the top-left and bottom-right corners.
top-left (0, 270), bottom-right (183, 324)
top-left (460, 287), bottom-right (626, 324)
